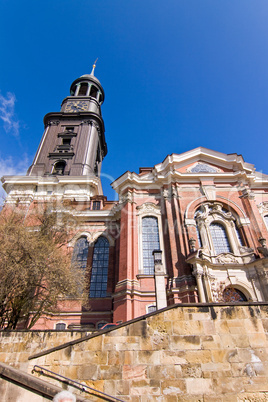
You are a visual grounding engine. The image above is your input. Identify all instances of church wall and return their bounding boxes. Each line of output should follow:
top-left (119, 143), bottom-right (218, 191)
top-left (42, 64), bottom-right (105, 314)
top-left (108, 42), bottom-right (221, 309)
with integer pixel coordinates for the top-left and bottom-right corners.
top-left (1, 304), bottom-right (268, 401)
top-left (112, 174), bottom-right (268, 320)
top-left (2, 67), bottom-right (268, 330)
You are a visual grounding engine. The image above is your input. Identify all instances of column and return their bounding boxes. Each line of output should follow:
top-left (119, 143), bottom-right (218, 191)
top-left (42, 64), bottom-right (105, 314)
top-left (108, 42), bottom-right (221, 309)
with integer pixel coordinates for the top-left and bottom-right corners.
top-left (193, 265), bottom-right (206, 302)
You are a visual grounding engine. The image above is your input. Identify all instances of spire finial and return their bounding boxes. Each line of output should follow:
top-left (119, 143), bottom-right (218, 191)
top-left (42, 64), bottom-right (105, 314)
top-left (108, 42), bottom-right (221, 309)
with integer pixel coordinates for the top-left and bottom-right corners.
top-left (91, 58), bottom-right (98, 75)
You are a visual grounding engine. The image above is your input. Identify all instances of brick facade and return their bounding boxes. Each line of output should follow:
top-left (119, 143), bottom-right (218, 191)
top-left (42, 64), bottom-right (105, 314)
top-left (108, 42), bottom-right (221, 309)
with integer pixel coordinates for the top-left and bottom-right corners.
top-left (1, 72), bottom-right (268, 330)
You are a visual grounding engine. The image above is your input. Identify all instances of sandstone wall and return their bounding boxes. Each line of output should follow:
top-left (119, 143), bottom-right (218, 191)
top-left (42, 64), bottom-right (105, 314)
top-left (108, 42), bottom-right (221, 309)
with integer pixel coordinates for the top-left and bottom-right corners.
top-left (1, 304), bottom-right (268, 401)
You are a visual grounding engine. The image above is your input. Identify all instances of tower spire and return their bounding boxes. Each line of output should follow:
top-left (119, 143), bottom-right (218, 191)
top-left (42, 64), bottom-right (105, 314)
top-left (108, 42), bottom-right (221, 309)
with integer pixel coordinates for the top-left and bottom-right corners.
top-left (90, 58), bottom-right (98, 76)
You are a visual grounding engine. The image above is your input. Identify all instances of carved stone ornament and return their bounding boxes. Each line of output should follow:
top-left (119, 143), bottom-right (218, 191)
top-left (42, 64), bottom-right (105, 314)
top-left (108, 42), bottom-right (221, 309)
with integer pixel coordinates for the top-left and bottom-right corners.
top-left (258, 201), bottom-right (268, 214)
top-left (136, 202), bottom-right (161, 215)
top-left (162, 188), bottom-right (171, 200)
top-left (154, 263), bottom-right (165, 274)
top-left (215, 253), bottom-right (239, 264)
top-left (162, 187), bottom-right (179, 200)
top-left (239, 246), bottom-right (254, 255)
top-left (257, 246), bottom-right (268, 258)
top-left (257, 268), bottom-right (268, 280)
top-left (240, 188), bottom-right (255, 200)
top-left (247, 271), bottom-right (258, 281)
top-left (187, 163), bottom-right (220, 173)
top-left (81, 120), bottom-right (100, 131)
top-left (195, 202), bottom-right (234, 222)
top-left (192, 266), bottom-right (204, 278)
top-left (120, 190), bottom-right (133, 204)
top-left (189, 237), bottom-right (196, 252)
top-left (47, 120), bottom-right (60, 126)
top-left (172, 187), bottom-right (177, 198)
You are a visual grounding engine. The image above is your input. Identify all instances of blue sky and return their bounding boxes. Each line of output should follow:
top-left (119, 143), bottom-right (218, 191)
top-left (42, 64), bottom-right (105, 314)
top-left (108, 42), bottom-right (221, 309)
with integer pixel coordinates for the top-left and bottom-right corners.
top-left (0, 1), bottom-right (267, 200)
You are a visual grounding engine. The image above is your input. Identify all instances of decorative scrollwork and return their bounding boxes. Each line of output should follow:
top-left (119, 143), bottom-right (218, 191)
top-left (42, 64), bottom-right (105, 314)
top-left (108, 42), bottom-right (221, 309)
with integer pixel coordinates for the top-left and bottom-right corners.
top-left (136, 202), bottom-right (161, 215)
top-left (215, 253), bottom-right (239, 264)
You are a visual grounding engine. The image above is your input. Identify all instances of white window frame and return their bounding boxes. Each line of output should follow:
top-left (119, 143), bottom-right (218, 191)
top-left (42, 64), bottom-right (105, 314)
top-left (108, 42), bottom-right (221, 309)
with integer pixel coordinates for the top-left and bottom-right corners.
top-left (55, 322), bottom-right (67, 330)
top-left (195, 202), bottom-right (243, 256)
top-left (147, 304), bottom-right (157, 314)
top-left (137, 203), bottom-right (166, 275)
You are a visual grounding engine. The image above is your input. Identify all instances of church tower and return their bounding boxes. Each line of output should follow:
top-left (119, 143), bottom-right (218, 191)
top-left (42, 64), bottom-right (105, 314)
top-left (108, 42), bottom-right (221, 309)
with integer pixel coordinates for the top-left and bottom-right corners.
top-left (2, 66), bottom-right (107, 203)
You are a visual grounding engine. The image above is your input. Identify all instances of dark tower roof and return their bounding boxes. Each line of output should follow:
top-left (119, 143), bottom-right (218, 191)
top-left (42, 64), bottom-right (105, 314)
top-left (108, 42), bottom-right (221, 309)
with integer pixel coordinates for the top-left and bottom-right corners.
top-left (70, 72), bottom-right (105, 102)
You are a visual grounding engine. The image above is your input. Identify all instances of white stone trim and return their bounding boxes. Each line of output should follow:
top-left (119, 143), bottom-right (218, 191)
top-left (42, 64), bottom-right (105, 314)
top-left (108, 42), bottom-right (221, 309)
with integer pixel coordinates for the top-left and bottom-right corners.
top-left (54, 321), bottom-right (67, 330)
top-left (185, 218), bottom-right (196, 227)
top-left (195, 202), bottom-right (245, 257)
top-left (90, 231), bottom-right (115, 247)
top-left (68, 231), bottom-right (92, 247)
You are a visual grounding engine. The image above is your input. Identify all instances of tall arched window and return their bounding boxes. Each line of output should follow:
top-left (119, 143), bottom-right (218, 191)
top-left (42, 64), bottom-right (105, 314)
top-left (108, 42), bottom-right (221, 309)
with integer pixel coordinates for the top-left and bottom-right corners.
top-left (194, 203), bottom-right (248, 257)
top-left (90, 85), bottom-right (98, 98)
top-left (264, 215), bottom-right (268, 230)
top-left (78, 82), bottom-right (88, 95)
top-left (90, 237), bottom-right (109, 298)
top-left (209, 223), bottom-right (231, 254)
top-left (72, 237), bottom-right (89, 269)
top-left (142, 216), bottom-right (160, 274)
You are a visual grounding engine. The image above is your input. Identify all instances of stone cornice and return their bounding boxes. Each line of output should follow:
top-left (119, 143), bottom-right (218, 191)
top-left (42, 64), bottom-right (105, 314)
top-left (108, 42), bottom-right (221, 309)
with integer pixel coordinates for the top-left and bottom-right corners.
top-left (1, 174), bottom-right (106, 204)
top-left (112, 170), bottom-right (268, 194)
top-left (111, 147), bottom-right (268, 195)
top-left (2, 174), bottom-right (101, 187)
top-left (154, 147), bottom-right (256, 173)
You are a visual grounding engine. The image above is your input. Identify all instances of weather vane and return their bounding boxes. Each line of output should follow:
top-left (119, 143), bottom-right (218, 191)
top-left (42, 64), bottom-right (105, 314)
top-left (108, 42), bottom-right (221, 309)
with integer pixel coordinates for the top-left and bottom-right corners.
top-left (91, 58), bottom-right (98, 75)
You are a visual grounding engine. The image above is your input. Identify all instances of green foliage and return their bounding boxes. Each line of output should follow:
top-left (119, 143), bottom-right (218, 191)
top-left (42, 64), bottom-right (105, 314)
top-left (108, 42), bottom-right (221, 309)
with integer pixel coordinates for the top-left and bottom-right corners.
top-left (0, 208), bottom-right (80, 330)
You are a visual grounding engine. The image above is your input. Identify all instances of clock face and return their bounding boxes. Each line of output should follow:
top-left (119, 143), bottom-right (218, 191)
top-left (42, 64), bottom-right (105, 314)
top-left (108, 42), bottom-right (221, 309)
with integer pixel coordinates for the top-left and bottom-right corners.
top-left (65, 101), bottom-right (89, 112)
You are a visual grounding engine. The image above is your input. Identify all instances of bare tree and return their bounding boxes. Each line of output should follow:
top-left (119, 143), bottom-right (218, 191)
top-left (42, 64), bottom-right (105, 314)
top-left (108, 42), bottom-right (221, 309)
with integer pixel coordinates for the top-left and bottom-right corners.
top-left (0, 207), bottom-right (80, 330)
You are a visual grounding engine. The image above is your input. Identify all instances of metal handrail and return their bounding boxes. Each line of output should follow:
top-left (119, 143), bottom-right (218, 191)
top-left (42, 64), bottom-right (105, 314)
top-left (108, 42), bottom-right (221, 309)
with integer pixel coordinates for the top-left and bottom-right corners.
top-left (32, 365), bottom-right (124, 402)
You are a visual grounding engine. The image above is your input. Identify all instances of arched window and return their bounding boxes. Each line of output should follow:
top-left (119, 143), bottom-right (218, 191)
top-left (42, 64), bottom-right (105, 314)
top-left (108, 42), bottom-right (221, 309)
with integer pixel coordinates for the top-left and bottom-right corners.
top-left (78, 82), bottom-right (88, 95)
top-left (209, 222), bottom-right (231, 254)
top-left (90, 236), bottom-right (109, 298)
top-left (222, 287), bottom-right (247, 302)
top-left (52, 160), bottom-right (66, 175)
top-left (142, 216), bottom-right (160, 274)
top-left (264, 215), bottom-right (268, 230)
top-left (55, 322), bottom-right (66, 330)
top-left (90, 85), bottom-right (98, 98)
top-left (72, 237), bottom-right (89, 270)
top-left (194, 202), bottom-right (249, 257)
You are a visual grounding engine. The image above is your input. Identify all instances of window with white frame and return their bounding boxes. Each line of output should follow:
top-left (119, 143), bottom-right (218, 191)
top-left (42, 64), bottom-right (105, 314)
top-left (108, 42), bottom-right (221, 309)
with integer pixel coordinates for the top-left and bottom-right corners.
top-left (209, 222), bottom-right (232, 254)
top-left (89, 236), bottom-right (109, 298)
top-left (142, 216), bottom-right (160, 274)
top-left (195, 202), bottom-right (245, 256)
top-left (55, 322), bottom-right (66, 330)
top-left (264, 215), bottom-right (268, 230)
top-left (137, 203), bottom-right (166, 275)
top-left (147, 305), bottom-right (157, 313)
